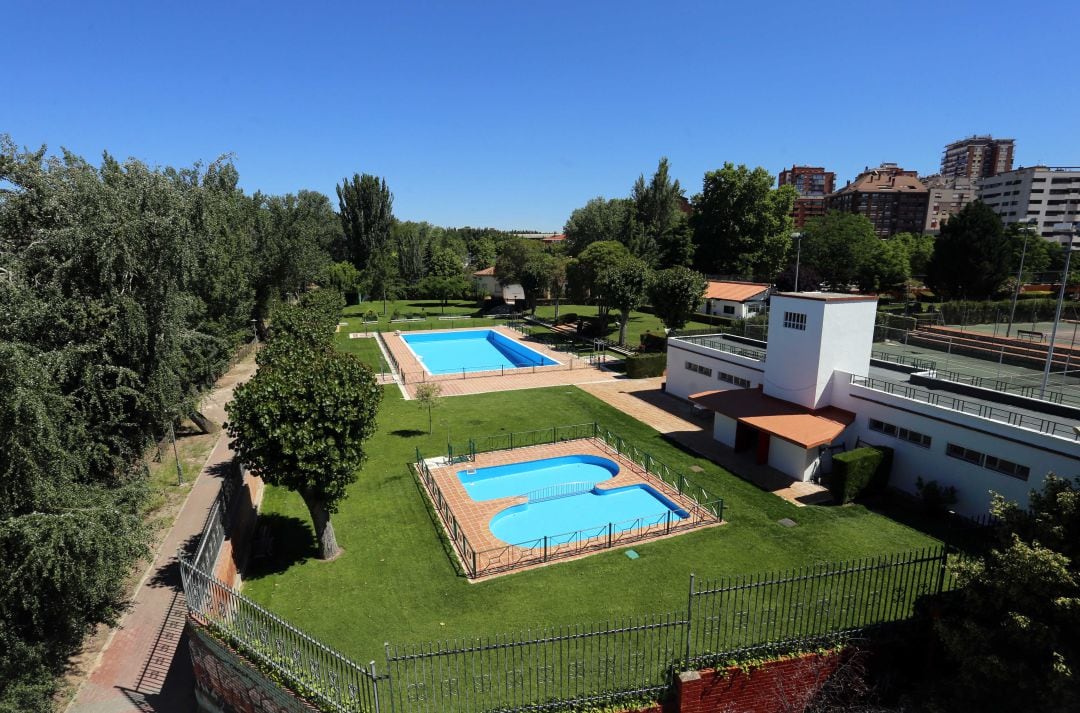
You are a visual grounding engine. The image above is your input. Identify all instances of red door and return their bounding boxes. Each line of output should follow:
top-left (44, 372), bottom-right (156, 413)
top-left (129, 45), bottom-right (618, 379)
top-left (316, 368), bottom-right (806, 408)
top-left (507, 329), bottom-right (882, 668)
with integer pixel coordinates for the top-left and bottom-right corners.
top-left (755, 430), bottom-right (770, 465)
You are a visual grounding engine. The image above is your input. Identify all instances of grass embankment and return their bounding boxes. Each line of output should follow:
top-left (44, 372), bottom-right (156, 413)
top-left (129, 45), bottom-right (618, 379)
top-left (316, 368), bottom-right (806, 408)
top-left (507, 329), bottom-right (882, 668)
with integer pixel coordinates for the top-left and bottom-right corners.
top-left (243, 386), bottom-right (938, 662)
top-left (532, 303), bottom-right (716, 347)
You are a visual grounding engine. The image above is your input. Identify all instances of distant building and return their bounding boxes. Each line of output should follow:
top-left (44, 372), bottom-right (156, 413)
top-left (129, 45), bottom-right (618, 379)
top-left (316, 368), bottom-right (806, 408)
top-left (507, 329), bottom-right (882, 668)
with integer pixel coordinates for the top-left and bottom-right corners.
top-left (941, 135), bottom-right (1015, 180)
top-left (978, 166), bottom-right (1080, 245)
top-left (825, 164), bottom-right (929, 237)
top-left (778, 165), bottom-right (835, 228)
top-left (702, 281), bottom-right (771, 319)
top-left (922, 175), bottom-right (978, 234)
top-left (542, 233), bottom-right (566, 245)
top-left (472, 266), bottom-right (500, 297)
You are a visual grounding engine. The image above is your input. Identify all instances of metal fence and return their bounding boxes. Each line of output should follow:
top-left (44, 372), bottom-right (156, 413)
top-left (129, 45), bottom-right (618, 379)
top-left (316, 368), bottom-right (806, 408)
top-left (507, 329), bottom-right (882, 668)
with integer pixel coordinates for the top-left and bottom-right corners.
top-left (669, 334), bottom-right (767, 362)
top-left (928, 367), bottom-right (1078, 406)
top-left (870, 349), bottom-right (937, 371)
top-left (427, 423), bottom-right (724, 578)
top-left (849, 374), bottom-right (1080, 440)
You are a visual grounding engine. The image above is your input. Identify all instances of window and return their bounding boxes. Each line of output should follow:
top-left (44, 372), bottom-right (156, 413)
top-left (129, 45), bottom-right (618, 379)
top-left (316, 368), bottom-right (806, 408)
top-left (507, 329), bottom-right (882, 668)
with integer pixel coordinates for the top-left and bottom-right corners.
top-left (723, 305), bottom-right (735, 315)
top-left (869, 418), bottom-right (897, 436)
top-left (719, 371), bottom-right (751, 388)
top-left (783, 311), bottom-right (807, 330)
top-left (946, 443), bottom-right (985, 466)
top-left (685, 361), bottom-right (712, 377)
top-left (985, 456), bottom-right (1031, 481)
top-left (899, 427), bottom-right (932, 448)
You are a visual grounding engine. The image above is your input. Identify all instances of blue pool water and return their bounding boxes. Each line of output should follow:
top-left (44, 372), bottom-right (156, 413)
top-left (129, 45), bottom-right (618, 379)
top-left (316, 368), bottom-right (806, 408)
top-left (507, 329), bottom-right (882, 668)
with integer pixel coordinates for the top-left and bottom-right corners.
top-left (402, 329), bottom-right (558, 374)
top-left (457, 454), bottom-right (689, 546)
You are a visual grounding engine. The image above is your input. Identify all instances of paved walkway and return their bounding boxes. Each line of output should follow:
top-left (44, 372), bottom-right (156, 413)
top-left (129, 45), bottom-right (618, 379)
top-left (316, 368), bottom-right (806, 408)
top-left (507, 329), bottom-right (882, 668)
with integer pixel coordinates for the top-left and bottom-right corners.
top-left (577, 379), bottom-right (832, 506)
top-left (66, 355), bottom-right (258, 713)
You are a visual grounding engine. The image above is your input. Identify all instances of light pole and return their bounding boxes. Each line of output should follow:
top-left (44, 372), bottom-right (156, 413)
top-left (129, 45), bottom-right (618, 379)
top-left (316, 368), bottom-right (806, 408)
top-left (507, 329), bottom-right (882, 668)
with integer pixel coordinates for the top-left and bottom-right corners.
top-left (1005, 219), bottom-right (1037, 338)
top-left (1040, 220), bottom-right (1078, 399)
top-left (791, 232), bottom-right (803, 292)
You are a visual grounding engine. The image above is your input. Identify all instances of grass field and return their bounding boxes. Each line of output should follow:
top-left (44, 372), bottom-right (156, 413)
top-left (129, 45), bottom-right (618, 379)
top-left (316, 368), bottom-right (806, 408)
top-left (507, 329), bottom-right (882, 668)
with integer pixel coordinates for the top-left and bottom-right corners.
top-left (532, 303), bottom-right (716, 347)
top-left (242, 385), bottom-right (939, 662)
top-left (333, 330), bottom-right (388, 372)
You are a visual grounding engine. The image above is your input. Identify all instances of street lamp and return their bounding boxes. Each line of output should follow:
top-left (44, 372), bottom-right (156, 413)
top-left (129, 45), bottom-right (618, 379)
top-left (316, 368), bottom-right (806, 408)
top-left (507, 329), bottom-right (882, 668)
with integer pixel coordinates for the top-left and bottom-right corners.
top-left (791, 232), bottom-right (803, 292)
top-left (1005, 218), bottom-right (1038, 338)
top-left (1040, 219), bottom-right (1079, 399)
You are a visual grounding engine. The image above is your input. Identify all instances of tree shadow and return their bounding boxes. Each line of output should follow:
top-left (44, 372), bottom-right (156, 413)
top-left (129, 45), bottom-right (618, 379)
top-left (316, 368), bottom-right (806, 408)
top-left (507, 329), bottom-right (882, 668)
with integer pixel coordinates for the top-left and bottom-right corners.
top-left (390, 428), bottom-right (427, 438)
top-left (242, 513), bottom-right (318, 580)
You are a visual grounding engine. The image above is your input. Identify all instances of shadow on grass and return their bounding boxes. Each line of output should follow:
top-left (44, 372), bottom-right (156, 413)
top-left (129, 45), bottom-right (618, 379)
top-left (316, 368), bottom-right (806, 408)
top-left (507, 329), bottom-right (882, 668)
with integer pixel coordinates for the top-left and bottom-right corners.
top-left (242, 513), bottom-right (319, 580)
top-left (390, 428), bottom-right (428, 438)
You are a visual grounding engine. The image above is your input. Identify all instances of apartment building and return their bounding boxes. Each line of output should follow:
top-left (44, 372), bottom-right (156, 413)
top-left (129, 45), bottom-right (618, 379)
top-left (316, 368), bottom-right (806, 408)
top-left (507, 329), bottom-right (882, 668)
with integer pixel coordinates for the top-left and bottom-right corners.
top-left (778, 165), bottom-right (836, 228)
top-left (978, 166), bottom-right (1080, 245)
top-left (825, 164), bottom-right (929, 237)
top-left (941, 135), bottom-right (1015, 180)
top-left (922, 175), bottom-right (978, 234)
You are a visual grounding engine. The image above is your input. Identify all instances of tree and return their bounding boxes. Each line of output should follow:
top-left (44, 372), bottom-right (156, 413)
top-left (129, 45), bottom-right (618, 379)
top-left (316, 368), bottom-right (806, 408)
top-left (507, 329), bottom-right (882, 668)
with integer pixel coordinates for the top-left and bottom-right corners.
top-left (414, 382), bottom-right (442, 434)
top-left (926, 201), bottom-right (1012, 300)
top-left (892, 232), bottom-right (936, 277)
top-left (566, 240), bottom-right (632, 319)
top-left (858, 236), bottom-right (911, 292)
top-left (631, 157), bottom-right (694, 268)
top-left (933, 475), bottom-right (1080, 711)
top-left (336, 173), bottom-right (394, 272)
top-left (563, 197), bottom-right (634, 256)
top-left (597, 257), bottom-right (651, 345)
top-left (393, 221), bottom-right (433, 285)
top-left (1005, 223), bottom-right (1059, 282)
top-left (323, 261), bottom-right (362, 301)
top-left (227, 342), bottom-right (381, 560)
top-left (494, 239), bottom-right (553, 313)
top-left (364, 246), bottom-right (404, 315)
top-left (548, 255), bottom-right (569, 322)
top-left (800, 211), bottom-right (879, 289)
top-left (648, 266), bottom-right (707, 331)
top-left (691, 163), bottom-right (796, 279)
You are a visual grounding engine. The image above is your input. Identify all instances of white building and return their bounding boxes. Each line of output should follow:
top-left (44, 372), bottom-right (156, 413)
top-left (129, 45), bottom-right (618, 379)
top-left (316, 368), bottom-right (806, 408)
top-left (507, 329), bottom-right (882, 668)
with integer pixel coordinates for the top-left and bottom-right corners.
top-left (978, 166), bottom-right (1080, 245)
top-left (666, 292), bottom-right (1080, 517)
top-left (702, 281), bottom-right (770, 319)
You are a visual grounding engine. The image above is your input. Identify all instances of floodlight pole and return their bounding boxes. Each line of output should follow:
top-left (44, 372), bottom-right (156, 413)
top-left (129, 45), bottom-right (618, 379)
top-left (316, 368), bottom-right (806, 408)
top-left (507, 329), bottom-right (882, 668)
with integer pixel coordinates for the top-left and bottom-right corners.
top-left (1005, 220), bottom-right (1036, 338)
top-left (1040, 222), bottom-right (1078, 399)
top-left (791, 232), bottom-right (803, 292)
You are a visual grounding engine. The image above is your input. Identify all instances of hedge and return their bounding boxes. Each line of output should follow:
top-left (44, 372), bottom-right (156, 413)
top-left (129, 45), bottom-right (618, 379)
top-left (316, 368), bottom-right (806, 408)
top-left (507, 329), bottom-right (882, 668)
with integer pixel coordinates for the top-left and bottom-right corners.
top-left (828, 445), bottom-right (893, 504)
top-left (625, 352), bottom-right (667, 378)
top-left (639, 331), bottom-right (667, 353)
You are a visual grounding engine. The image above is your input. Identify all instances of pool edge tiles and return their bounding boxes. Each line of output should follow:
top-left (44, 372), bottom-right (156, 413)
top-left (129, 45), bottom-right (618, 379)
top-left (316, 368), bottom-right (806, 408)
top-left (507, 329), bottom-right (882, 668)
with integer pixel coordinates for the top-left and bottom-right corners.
top-left (400, 328), bottom-right (560, 375)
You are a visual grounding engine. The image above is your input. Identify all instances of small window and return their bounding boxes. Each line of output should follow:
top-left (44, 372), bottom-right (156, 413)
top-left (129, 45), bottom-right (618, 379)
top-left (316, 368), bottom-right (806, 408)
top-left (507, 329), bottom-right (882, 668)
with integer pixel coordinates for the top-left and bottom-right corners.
top-left (784, 311), bottom-right (807, 330)
top-left (898, 427), bottom-right (932, 448)
top-left (723, 305), bottom-right (735, 315)
top-left (869, 418), bottom-right (897, 436)
top-left (685, 361), bottom-right (712, 377)
top-left (946, 443), bottom-right (985, 466)
top-left (985, 456), bottom-right (1030, 481)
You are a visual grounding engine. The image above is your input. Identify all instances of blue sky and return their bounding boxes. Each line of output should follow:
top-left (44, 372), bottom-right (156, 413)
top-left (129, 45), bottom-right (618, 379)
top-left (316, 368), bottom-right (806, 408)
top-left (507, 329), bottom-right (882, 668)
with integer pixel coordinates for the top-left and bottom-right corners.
top-left (4, 1), bottom-right (1077, 231)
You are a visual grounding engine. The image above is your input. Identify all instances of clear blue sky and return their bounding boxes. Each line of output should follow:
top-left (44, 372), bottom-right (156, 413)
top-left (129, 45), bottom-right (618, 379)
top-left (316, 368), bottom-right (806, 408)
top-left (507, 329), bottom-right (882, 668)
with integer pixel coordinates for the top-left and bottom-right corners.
top-left (4, 1), bottom-right (1077, 231)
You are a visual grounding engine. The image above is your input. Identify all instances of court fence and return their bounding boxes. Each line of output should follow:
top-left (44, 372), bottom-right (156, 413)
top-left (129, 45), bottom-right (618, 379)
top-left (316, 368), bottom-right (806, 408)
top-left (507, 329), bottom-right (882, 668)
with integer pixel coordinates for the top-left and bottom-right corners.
top-left (423, 422), bottom-right (724, 578)
top-left (180, 488), bottom-right (957, 713)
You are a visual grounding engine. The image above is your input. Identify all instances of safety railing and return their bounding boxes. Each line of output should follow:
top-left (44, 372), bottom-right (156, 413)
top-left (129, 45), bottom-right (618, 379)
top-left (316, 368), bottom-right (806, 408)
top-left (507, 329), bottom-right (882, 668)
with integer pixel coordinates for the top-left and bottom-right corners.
top-left (525, 480), bottom-right (598, 503)
top-left (670, 334), bottom-right (767, 362)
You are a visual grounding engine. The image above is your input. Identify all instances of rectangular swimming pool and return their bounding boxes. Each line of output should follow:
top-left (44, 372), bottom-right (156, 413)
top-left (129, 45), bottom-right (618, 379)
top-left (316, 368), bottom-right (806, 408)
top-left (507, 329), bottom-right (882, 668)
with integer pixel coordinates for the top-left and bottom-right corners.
top-left (401, 329), bottom-right (559, 374)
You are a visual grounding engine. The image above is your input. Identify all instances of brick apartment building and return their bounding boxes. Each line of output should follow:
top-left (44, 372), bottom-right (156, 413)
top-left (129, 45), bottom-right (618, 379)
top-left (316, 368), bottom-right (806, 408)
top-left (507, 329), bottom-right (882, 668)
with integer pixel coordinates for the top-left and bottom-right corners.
top-left (941, 135), bottom-right (1015, 180)
top-left (778, 165), bottom-right (835, 228)
top-left (824, 163), bottom-right (929, 237)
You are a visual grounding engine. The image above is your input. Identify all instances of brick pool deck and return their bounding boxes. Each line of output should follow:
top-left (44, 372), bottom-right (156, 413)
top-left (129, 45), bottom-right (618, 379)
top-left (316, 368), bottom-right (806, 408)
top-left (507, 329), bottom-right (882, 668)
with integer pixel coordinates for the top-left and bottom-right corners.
top-left (420, 438), bottom-right (723, 579)
top-left (381, 325), bottom-right (620, 398)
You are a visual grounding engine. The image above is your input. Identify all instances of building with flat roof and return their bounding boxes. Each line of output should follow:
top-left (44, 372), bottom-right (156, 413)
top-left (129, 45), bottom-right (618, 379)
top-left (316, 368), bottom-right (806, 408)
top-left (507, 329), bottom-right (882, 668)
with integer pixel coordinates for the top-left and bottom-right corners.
top-left (941, 135), bottom-right (1014, 180)
top-left (825, 164), bottom-right (929, 237)
top-left (665, 292), bottom-right (1080, 517)
top-left (922, 175), bottom-right (978, 234)
top-left (778, 165), bottom-right (835, 228)
top-left (978, 166), bottom-right (1080, 245)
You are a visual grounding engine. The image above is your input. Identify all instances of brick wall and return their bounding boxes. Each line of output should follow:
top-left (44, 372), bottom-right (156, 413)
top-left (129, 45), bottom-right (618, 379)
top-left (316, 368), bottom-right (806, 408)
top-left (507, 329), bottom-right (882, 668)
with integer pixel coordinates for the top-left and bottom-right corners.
top-left (188, 621), bottom-right (317, 713)
top-left (212, 468), bottom-right (264, 588)
top-left (671, 651), bottom-right (844, 713)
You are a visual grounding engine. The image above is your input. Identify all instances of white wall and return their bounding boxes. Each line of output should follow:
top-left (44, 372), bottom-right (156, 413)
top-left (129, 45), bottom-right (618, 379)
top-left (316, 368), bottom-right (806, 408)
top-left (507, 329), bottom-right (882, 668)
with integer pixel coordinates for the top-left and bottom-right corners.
top-left (832, 372), bottom-right (1080, 516)
top-left (713, 413), bottom-right (737, 447)
top-left (768, 437), bottom-right (817, 482)
top-left (665, 341), bottom-right (764, 401)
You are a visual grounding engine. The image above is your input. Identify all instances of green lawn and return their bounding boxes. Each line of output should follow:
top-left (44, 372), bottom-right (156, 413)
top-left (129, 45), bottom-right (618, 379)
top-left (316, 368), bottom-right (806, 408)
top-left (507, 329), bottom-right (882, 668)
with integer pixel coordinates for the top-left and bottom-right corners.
top-left (242, 386), bottom-right (939, 662)
top-left (532, 304), bottom-right (716, 347)
top-left (333, 329), bottom-right (387, 372)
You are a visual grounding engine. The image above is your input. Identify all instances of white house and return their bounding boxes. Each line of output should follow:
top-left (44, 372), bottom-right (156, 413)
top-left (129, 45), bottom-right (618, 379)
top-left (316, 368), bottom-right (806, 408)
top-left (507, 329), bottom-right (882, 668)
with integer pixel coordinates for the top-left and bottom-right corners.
top-left (472, 266), bottom-right (500, 297)
top-left (666, 292), bottom-right (1080, 517)
top-left (702, 281), bottom-right (771, 319)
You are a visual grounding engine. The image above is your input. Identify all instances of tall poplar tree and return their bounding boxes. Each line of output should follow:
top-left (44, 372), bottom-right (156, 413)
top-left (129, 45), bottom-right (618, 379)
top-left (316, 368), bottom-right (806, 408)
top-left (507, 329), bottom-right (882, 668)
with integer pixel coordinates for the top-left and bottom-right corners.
top-left (336, 173), bottom-right (394, 272)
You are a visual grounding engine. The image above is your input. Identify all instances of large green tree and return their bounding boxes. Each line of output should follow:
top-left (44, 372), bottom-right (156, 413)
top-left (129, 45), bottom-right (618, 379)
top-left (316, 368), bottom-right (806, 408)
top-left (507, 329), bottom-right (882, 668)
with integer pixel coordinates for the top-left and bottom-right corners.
top-left (494, 238), bottom-right (554, 312)
top-left (596, 256), bottom-right (651, 345)
top-left (419, 245), bottom-right (469, 311)
top-left (648, 266), bottom-right (707, 331)
top-left (563, 197), bottom-right (634, 256)
top-left (336, 173), bottom-right (394, 272)
top-left (631, 157), bottom-right (694, 268)
top-left (566, 240), bottom-right (632, 319)
top-left (934, 475), bottom-right (1080, 711)
top-left (226, 321), bottom-right (382, 560)
top-left (801, 211), bottom-right (879, 289)
top-left (691, 163), bottom-right (796, 279)
top-left (926, 201), bottom-right (1012, 300)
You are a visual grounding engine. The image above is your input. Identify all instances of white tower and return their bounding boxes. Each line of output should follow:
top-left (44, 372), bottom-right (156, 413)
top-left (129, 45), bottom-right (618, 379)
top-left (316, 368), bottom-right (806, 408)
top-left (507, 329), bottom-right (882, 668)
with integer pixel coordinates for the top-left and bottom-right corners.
top-left (763, 293), bottom-right (878, 409)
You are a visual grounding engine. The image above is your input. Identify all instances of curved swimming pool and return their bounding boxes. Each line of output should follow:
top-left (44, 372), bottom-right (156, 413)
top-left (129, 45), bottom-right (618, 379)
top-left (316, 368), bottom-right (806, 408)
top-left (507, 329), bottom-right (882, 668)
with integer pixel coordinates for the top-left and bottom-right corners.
top-left (457, 454), bottom-right (619, 502)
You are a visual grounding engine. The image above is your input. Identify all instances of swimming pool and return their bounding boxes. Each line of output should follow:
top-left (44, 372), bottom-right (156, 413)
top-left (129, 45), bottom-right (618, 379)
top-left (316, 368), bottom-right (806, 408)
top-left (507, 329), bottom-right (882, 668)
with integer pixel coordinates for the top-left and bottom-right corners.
top-left (457, 454), bottom-right (688, 546)
top-left (401, 330), bottom-right (559, 374)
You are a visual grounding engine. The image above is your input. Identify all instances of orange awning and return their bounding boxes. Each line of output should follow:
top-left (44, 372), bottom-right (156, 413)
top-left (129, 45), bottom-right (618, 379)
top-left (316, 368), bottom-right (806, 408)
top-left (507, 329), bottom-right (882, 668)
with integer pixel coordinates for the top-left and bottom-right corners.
top-left (689, 388), bottom-right (854, 449)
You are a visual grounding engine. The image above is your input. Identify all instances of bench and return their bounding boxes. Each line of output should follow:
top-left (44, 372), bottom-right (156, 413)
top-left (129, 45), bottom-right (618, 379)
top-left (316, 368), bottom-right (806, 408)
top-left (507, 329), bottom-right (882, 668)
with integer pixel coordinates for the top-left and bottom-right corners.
top-left (438, 315), bottom-right (471, 321)
top-left (1017, 329), bottom-right (1045, 342)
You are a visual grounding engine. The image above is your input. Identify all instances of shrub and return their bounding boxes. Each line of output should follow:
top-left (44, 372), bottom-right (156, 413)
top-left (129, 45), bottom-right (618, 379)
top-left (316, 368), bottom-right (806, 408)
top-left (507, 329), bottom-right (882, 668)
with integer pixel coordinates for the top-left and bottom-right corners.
top-left (624, 352), bottom-right (666, 378)
top-left (363, 309), bottom-right (378, 322)
top-left (915, 477), bottom-right (958, 514)
top-left (639, 331), bottom-right (667, 353)
top-left (829, 446), bottom-right (892, 504)
top-left (556, 312), bottom-right (578, 326)
top-left (390, 309), bottom-right (402, 320)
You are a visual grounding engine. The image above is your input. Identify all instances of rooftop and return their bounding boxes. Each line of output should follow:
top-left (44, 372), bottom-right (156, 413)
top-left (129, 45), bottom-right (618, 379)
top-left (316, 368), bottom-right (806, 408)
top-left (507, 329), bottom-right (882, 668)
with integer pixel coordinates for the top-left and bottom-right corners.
top-left (704, 281), bottom-right (771, 302)
top-left (473, 266), bottom-right (495, 276)
top-left (689, 387), bottom-right (854, 448)
top-left (775, 292), bottom-right (879, 303)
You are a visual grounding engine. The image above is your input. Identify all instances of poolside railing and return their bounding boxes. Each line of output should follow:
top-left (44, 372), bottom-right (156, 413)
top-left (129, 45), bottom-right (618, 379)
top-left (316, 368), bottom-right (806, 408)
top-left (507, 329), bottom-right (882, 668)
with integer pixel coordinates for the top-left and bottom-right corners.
top-left (426, 422), bottom-right (725, 578)
top-left (525, 480), bottom-right (598, 503)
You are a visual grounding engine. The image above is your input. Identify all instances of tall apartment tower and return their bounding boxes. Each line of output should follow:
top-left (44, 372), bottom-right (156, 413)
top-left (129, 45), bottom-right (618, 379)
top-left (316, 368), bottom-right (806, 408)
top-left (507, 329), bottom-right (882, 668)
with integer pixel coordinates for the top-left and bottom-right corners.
top-left (824, 163), bottom-right (929, 237)
top-left (941, 135), bottom-right (1015, 180)
top-left (778, 165), bottom-right (836, 228)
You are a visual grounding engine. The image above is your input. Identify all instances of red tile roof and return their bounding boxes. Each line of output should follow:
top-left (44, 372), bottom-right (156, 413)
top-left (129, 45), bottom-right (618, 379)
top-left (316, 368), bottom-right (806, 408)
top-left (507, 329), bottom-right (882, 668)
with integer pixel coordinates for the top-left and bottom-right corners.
top-left (705, 281), bottom-right (771, 302)
top-left (689, 388), bottom-right (854, 448)
top-left (542, 233), bottom-right (566, 243)
top-left (473, 266), bottom-right (496, 276)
